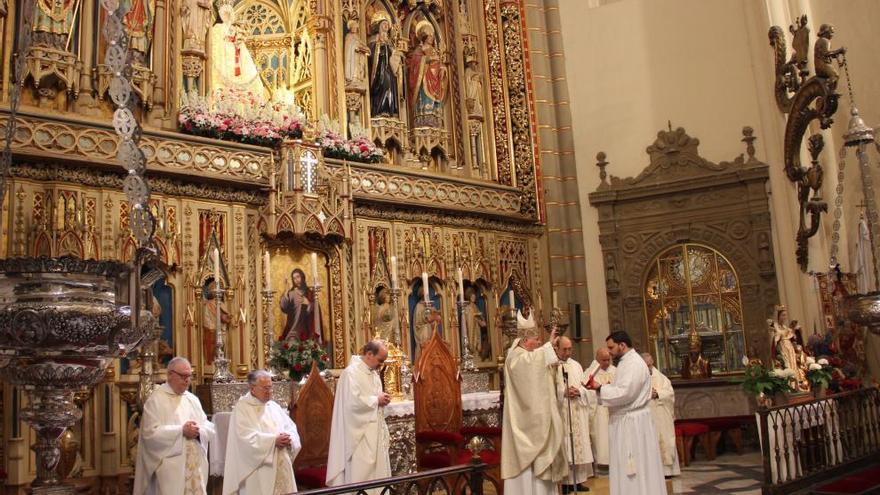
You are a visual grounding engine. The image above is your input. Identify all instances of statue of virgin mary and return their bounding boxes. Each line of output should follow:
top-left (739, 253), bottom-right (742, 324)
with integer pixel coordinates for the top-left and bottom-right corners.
top-left (209, 1), bottom-right (266, 99)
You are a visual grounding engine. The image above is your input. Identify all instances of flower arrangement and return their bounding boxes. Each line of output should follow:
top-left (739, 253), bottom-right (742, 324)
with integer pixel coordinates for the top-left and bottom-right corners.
top-left (268, 337), bottom-right (329, 382)
top-left (178, 89), bottom-right (306, 147)
top-left (316, 116), bottom-right (385, 164)
top-left (805, 356), bottom-right (833, 390)
top-left (737, 357), bottom-right (795, 399)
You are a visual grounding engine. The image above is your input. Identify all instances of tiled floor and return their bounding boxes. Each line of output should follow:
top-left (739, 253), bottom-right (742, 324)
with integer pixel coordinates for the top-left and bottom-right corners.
top-left (581, 452), bottom-right (763, 495)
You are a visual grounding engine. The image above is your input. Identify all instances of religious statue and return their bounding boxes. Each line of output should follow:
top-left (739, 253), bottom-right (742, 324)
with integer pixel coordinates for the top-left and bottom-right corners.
top-left (413, 287), bottom-right (441, 348)
top-left (372, 287), bottom-right (395, 341)
top-left (120, 0), bottom-right (155, 64)
top-left (680, 331), bottom-right (711, 379)
top-left (406, 21), bottom-right (447, 128)
top-left (180, 0), bottom-right (212, 52)
top-left (368, 12), bottom-right (401, 117)
top-left (464, 58), bottom-right (483, 119)
top-left (768, 305), bottom-right (798, 373)
top-left (201, 280), bottom-right (230, 365)
top-left (462, 287), bottom-right (487, 356)
top-left (344, 19), bottom-right (370, 91)
top-left (814, 24), bottom-right (846, 83)
top-left (280, 268), bottom-right (319, 342)
top-left (792, 344), bottom-right (812, 392)
top-left (33, 0), bottom-right (79, 48)
top-left (209, 2), bottom-right (266, 99)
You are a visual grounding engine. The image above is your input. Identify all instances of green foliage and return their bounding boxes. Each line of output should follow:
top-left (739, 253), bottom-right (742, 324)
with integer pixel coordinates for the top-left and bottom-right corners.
top-left (806, 364), bottom-right (833, 389)
top-left (268, 337), bottom-right (329, 382)
top-left (736, 362), bottom-right (794, 397)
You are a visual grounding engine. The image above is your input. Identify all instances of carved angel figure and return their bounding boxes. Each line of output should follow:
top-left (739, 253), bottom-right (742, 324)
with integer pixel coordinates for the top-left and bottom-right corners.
top-left (814, 24), bottom-right (846, 83)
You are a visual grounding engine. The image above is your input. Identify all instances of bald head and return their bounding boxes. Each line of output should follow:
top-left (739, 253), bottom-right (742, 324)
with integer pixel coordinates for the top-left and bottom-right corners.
top-left (556, 336), bottom-right (573, 361)
top-left (596, 348), bottom-right (612, 370)
top-left (641, 352), bottom-right (654, 370)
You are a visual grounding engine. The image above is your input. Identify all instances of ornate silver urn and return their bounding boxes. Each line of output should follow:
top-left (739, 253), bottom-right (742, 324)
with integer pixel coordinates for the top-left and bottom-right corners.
top-left (847, 291), bottom-right (880, 336)
top-left (0, 256), bottom-right (150, 493)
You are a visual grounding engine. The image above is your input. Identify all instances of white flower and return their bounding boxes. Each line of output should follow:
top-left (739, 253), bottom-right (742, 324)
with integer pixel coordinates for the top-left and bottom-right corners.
top-left (769, 369), bottom-right (781, 377)
top-left (818, 358), bottom-right (829, 366)
top-left (806, 356), bottom-right (816, 365)
top-left (742, 356), bottom-right (750, 367)
top-left (809, 363), bottom-right (822, 371)
top-left (784, 368), bottom-right (798, 378)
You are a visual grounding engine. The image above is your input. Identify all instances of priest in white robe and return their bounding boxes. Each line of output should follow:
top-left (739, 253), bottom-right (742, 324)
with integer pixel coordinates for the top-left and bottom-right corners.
top-left (222, 370), bottom-right (301, 495)
top-left (501, 311), bottom-right (568, 495)
top-left (584, 347), bottom-right (616, 467)
top-left (555, 336), bottom-right (594, 490)
top-left (326, 340), bottom-right (392, 492)
top-left (586, 331), bottom-right (666, 495)
top-left (641, 353), bottom-right (680, 477)
top-left (134, 357), bottom-right (216, 495)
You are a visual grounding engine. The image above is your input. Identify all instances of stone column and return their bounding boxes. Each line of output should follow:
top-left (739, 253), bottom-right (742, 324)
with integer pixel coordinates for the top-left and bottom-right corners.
top-left (148, 0), bottom-right (168, 123)
top-left (74, 0), bottom-right (98, 113)
top-left (311, 25), bottom-right (331, 117)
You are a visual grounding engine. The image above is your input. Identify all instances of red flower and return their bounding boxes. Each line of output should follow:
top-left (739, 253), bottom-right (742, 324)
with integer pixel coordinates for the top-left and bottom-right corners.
top-left (294, 363), bottom-right (303, 371)
top-left (283, 342), bottom-right (290, 350)
top-left (298, 346), bottom-right (305, 352)
top-left (322, 355), bottom-right (329, 361)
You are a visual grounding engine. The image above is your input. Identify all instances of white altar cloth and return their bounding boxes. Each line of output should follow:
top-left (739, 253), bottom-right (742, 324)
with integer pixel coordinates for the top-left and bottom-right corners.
top-left (384, 391), bottom-right (501, 418)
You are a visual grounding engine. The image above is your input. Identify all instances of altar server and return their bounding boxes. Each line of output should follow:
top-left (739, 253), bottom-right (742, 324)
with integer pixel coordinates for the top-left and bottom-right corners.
top-left (585, 347), bottom-right (616, 467)
top-left (222, 370), bottom-right (301, 495)
top-left (326, 340), bottom-right (392, 492)
top-left (642, 352), bottom-right (680, 477)
top-left (555, 336), bottom-right (594, 490)
top-left (586, 332), bottom-right (666, 495)
top-left (501, 311), bottom-right (568, 494)
top-left (134, 357), bottom-right (215, 495)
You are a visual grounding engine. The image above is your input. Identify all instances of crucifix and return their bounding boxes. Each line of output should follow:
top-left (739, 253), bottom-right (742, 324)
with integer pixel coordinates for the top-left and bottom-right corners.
top-left (300, 150), bottom-right (318, 194)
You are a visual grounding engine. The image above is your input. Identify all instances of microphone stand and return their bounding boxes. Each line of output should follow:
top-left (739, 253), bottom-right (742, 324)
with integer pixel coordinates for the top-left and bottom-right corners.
top-left (562, 367), bottom-right (578, 494)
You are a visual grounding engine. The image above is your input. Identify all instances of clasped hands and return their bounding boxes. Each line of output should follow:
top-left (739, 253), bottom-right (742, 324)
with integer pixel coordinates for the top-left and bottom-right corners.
top-left (377, 392), bottom-right (392, 407)
top-left (183, 421), bottom-right (200, 439)
top-left (565, 385), bottom-right (580, 399)
top-left (275, 432), bottom-right (293, 448)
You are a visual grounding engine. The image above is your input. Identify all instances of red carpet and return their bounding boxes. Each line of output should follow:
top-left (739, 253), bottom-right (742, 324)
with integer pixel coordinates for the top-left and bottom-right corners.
top-left (812, 465), bottom-right (880, 494)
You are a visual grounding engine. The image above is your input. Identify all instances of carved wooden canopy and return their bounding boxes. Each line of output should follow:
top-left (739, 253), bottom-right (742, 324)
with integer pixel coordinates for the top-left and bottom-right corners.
top-left (588, 127), bottom-right (779, 366)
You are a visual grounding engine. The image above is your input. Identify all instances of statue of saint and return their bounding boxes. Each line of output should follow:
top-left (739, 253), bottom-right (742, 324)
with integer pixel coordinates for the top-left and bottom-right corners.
top-left (680, 331), bottom-right (711, 379)
top-left (372, 287), bottom-right (395, 341)
top-left (462, 288), bottom-right (487, 356)
top-left (209, 3), bottom-right (266, 98)
top-left (413, 287), bottom-right (441, 348)
top-left (201, 280), bottom-right (230, 365)
top-left (344, 19), bottom-right (369, 91)
top-left (180, 0), bottom-right (212, 53)
top-left (406, 21), bottom-right (446, 128)
top-left (368, 13), bottom-right (400, 117)
top-left (120, 0), bottom-right (155, 64)
top-left (280, 268), bottom-right (319, 342)
top-left (33, 0), bottom-right (78, 48)
top-left (464, 58), bottom-right (483, 119)
top-left (768, 305), bottom-right (798, 372)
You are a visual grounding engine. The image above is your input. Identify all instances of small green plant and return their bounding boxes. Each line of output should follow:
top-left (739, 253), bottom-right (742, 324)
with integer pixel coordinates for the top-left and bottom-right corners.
top-left (268, 337), bottom-right (329, 382)
top-left (737, 357), bottom-right (795, 397)
top-left (805, 357), bottom-right (833, 389)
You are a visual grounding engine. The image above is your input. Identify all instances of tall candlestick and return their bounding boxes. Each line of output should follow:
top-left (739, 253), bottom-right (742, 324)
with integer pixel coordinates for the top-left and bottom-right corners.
top-left (311, 252), bottom-right (319, 286)
top-left (422, 272), bottom-right (430, 303)
top-left (457, 268), bottom-right (465, 303)
top-left (390, 256), bottom-right (399, 289)
top-left (213, 248), bottom-right (220, 284)
top-left (509, 289), bottom-right (515, 310)
top-left (553, 290), bottom-right (558, 309)
top-left (264, 251), bottom-right (272, 291)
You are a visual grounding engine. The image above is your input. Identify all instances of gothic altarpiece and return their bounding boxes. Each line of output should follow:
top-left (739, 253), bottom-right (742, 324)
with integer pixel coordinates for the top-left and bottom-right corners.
top-left (0, 0), bottom-right (547, 490)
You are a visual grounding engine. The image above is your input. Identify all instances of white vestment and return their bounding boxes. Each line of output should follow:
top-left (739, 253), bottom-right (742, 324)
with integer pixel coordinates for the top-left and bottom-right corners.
top-left (501, 340), bottom-right (568, 495)
top-left (326, 356), bottom-right (391, 493)
top-left (649, 366), bottom-right (680, 476)
top-left (556, 359), bottom-right (594, 484)
top-left (584, 361), bottom-right (616, 465)
top-left (133, 383), bottom-right (216, 495)
top-left (598, 349), bottom-right (667, 495)
top-left (209, 21), bottom-right (265, 98)
top-left (221, 393), bottom-right (302, 495)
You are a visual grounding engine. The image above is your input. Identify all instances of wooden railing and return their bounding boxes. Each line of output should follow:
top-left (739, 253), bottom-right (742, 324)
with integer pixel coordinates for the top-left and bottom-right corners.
top-left (293, 462), bottom-right (488, 495)
top-left (757, 386), bottom-right (880, 494)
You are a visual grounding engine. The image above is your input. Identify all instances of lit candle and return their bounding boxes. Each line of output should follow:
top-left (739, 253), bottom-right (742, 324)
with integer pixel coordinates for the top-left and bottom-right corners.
top-left (553, 291), bottom-right (558, 308)
top-left (509, 289), bottom-right (515, 309)
top-left (213, 248), bottom-right (220, 285)
top-left (264, 251), bottom-right (271, 291)
top-left (311, 252), bottom-right (319, 286)
top-left (457, 268), bottom-right (465, 303)
top-left (390, 256), bottom-right (399, 289)
top-left (422, 272), bottom-right (430, 303)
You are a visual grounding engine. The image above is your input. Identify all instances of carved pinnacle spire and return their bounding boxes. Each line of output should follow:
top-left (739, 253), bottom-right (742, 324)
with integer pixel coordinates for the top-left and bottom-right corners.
top-left (596, 152), bottom-right (609, 186)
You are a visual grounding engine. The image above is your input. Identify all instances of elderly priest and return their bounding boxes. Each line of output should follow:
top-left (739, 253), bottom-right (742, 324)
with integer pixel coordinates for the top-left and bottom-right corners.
top-left (326, 340), bottom-right (392, 492)
top-left (222, 370), bottom-right (302, 495)
top-left (642, 352), bottom-right (680, 477)
top-left (134, 356), bottom-right (215, 495)
top-left (556, 336), bottom-right (594, 490)
top-left (501, 311), bottom-right (569, 494)
top-left (585, 347), bottom-right (616, 469)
